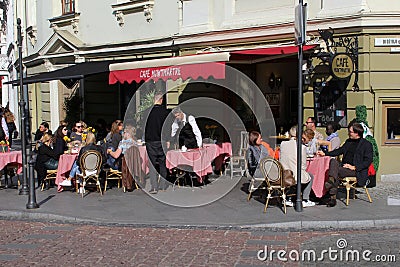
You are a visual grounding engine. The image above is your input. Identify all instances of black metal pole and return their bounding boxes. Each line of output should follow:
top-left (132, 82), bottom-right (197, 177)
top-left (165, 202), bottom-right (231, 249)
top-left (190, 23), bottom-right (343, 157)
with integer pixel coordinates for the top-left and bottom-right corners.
top-left (17, 18), bottom-right (29, 196)
top-left (295, 0), bottom-right (304, 212)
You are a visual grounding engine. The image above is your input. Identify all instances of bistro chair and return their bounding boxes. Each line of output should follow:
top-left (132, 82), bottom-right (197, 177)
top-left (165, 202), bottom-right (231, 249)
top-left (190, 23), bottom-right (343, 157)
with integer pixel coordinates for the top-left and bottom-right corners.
top-left (41, 170), bottom-right (57, 191)
top-left (339, 176), bottom-right (373, 206)
top-left (76, 150), bottom-right (103, 197)
top-left (246, 152), bottom-right (266, 201)
top-left (259, 157), bottom-right (294, 214)
top-left (104, 169), bottom-right (123, 192)
top-left (225, 131), bottom-right (248, 179)
top-left (4, 163), bottom-right (21, 188)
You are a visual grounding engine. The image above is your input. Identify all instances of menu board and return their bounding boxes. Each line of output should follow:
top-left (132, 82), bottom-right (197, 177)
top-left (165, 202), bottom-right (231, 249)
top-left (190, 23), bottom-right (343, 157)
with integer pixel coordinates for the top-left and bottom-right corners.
top-left (313, 80), bottom-right (347, 127)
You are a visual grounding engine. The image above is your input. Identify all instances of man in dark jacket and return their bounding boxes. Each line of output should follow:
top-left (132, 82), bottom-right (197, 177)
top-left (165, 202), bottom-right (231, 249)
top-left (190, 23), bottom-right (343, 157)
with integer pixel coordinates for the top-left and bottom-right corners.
top-left (143, 92), bottom-right (170, 194)
top-left (317, 122), bottom-right (373, 207)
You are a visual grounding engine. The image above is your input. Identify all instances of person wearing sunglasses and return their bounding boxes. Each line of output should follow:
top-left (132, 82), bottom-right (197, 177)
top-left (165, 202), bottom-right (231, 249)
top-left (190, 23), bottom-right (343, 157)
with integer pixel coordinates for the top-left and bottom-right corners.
top-left (54, 125), bottom-right (69, 156)
top-left (70, 121), bottom-right (86, 143)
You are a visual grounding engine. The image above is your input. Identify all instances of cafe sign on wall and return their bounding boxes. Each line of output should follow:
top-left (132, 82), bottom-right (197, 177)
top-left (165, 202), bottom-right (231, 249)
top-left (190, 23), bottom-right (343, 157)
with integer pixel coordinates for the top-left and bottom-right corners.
top-left (330, 53), bottom-right (354, 79)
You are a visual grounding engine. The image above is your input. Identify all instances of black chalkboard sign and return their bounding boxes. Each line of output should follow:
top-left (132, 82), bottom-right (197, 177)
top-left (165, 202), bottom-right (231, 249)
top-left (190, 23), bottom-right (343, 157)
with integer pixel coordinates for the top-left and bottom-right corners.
top-left (313, 80), bottom-right (348, 127)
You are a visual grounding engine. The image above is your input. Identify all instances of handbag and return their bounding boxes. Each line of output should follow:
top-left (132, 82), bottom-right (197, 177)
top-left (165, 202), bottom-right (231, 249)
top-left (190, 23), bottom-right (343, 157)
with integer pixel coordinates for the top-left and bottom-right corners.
top-left (283, 169), bottom-right (295, 187)
top-left (44, 158), bottom-right (59, 170)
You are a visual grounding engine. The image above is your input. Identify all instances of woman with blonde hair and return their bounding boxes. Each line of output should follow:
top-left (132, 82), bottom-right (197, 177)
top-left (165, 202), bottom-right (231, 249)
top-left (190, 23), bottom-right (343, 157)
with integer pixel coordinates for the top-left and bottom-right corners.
top-left (35, 133), bottom-right (60, 188)
top-left (3, 109), bottom-right (17, 147)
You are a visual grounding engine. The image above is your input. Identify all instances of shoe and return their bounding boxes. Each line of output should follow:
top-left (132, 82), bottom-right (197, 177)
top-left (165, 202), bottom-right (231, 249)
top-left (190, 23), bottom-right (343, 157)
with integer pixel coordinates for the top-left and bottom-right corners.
top-left (60, 179), bottom-right (72, 186)
top-left (302, 200), bottom-right (316, 207)
top-left (149, 189), bottom-right (158, 194)
top-left (283, 200), bottom-right (294, 207)
top-left (327, 198), bottom-right (337, 207)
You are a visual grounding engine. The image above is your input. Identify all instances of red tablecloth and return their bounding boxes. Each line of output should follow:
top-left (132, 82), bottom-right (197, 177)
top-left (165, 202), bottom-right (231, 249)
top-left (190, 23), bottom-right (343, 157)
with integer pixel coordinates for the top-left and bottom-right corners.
top-left (306, 156), bottom-right (331, 198)
top-left (55, 153), bottom-right (78, 192)
top-left (0, 151), bottom-right (23, 174)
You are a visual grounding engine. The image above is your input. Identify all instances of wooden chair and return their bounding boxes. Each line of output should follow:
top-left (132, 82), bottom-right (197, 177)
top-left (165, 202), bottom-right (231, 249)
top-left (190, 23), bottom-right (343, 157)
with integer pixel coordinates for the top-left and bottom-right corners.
top-left (76, 150), bottom-right (103, 197)
top-left (41, 170), bottom-right (57, 191)
top-left (104, 169), bottom-right (123, 192)
top-left (259, 157), bottom-right (294, 214)
top-left (339, 176), bottom-right (373, 206)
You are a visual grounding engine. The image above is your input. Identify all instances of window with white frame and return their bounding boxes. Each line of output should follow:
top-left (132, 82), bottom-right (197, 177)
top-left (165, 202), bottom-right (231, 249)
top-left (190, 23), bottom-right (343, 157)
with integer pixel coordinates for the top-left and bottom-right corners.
top-left (62, 0), bottom-right (75, 15)
top-left (382, 103), bottom-right (400, 145)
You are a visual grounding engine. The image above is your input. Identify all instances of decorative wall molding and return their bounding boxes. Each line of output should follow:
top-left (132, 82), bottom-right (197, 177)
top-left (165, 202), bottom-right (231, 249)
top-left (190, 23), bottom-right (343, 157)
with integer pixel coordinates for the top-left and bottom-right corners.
top-left (48, 13), bottom-right (80, 34)
top-left (112, 0), bottom-right (154, 25)
top-left (26, 26), bottom-right (37, 47)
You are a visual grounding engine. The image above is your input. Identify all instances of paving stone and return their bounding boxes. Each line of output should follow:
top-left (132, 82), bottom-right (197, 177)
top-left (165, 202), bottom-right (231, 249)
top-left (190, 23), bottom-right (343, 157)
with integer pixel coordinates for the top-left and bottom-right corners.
top-left (1, 243), bottom-right (38, 249)
top-left (23, 234), bottom-right (61, 240)
top-left (0, 254), bottom-right (19, 261)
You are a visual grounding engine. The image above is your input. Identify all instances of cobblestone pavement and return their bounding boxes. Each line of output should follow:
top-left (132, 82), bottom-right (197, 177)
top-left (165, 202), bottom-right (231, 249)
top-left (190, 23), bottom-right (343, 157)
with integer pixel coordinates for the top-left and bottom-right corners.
top-left (370, 182), bottom-right (400, 199)
top-left (0, 220), bottom-right (398, 266)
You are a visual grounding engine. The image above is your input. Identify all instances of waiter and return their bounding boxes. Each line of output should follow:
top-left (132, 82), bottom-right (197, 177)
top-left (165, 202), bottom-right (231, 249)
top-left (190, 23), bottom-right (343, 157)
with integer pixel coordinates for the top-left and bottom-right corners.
top-left (143, 92), bottom-right (170, 194)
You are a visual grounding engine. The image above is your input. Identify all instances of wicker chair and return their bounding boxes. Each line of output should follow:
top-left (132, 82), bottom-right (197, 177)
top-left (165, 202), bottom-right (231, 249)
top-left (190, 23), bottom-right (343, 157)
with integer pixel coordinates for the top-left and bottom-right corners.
top-left (76, 150), bottom-right (103, 197)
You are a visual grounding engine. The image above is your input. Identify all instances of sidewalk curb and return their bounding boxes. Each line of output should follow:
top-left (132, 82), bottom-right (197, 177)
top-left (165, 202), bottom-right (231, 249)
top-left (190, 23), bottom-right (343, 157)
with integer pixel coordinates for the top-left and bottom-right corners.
top-left (1, 210), bottom-right (400, 231)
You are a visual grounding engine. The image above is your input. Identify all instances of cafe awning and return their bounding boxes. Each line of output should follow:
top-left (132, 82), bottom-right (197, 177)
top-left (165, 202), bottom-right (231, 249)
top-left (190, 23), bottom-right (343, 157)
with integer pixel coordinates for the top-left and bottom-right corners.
top-left (5, 61), bottom-right (111, 87)
top-left (108, 44), bottom-right (317, 84)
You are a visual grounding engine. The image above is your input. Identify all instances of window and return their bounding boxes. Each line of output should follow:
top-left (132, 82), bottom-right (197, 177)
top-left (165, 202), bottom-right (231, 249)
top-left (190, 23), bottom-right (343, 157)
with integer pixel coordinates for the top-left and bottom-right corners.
top-left (62, 0), bottom-right (75, 15)
top-left (382, 103), bottom-right (400, 145)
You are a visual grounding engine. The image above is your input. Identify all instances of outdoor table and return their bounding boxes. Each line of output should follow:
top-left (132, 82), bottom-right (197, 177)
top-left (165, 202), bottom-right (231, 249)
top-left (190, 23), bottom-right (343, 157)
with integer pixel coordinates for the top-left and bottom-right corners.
top-left (0, 151), bottom-right (23, 188)
top-left (306, 155), bottom-right (331, 198)
top-left (166, 148), bottom-right (214, 183)
top-left (203, 142), bottom-right (232, 172)
top-left (55, 153), bottom-right (78, 192)
top-left (0, 150), bottom-right (23, 173)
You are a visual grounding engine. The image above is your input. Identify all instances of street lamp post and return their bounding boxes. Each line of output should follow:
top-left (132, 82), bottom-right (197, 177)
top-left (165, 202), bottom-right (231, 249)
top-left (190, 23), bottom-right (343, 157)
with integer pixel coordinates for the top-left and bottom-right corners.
top-left (16, 18), bottom-right (39, 208)
top-left (17, 18), bottom-right (29, 196)
top-left (295, 0), bottom-right (306, 212)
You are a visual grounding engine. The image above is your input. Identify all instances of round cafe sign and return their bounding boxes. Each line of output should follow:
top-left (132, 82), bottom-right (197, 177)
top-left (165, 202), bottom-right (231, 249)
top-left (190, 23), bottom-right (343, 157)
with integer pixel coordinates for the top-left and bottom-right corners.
top-left (331, 53), bottom-right (354, 79)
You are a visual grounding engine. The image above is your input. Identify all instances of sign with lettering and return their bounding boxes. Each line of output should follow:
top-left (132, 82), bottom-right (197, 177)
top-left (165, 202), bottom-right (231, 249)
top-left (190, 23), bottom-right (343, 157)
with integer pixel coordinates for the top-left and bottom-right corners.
top-left (313, 80), bottom-right (347, 127)
top-left (330, 53), bottom-right (354, 79)
top-left (375, 38), bottom-right (400, 47)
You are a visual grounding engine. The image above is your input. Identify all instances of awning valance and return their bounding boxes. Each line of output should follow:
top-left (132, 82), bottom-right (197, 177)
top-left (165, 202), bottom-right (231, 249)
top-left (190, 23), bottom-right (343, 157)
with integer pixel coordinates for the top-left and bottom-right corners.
top-left (108, 44), bottom-right (317, 84)
top-left (108, 52), bottom-right (230, 84)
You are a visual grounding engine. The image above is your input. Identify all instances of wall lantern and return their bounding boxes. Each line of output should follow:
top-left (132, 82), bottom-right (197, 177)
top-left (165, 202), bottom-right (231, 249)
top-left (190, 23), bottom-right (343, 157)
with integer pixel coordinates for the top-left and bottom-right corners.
top-left (268, 72), bottom-right (282, 90)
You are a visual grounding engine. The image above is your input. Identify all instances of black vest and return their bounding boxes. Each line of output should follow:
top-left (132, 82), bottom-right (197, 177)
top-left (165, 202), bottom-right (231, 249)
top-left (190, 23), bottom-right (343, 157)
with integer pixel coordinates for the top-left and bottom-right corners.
top-left (177, 119), bottom-right (198, 149)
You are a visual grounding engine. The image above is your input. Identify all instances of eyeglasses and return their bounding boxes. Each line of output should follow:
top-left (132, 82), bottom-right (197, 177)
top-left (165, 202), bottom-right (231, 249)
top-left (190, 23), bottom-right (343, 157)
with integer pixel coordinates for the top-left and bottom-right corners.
top-left (63, 128), bottom-right (67, 131)
top-left (76, 125), bottom-right (82, 128)
top-left (305, 121), bottom-right (313, 124)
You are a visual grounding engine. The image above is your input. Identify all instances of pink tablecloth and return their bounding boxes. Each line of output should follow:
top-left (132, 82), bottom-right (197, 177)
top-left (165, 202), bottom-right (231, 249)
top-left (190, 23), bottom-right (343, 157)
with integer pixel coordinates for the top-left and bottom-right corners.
top-left (166, 148), bottom-right (214, 181)
top-left (306, 156), bottom-right (331, 198)
top-left (0, 151), bottom-right (23, 174)
top-left (202, 142), bottom-right (232, 171)
top-left (55, 154), bottom-right (78, 192)
top-left (138, 146), bottom-right (149, 174)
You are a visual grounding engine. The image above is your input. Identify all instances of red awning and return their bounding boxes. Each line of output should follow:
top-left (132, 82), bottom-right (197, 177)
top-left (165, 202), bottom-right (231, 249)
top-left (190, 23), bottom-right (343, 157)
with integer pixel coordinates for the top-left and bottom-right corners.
top-left (109, 52), bottom-right (230, 84)
top-left (108, 44), bottom-right (317, 84)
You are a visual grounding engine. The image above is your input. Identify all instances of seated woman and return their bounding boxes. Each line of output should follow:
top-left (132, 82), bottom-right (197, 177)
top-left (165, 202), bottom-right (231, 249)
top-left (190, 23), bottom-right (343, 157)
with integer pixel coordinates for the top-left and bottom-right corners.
top-left (35, 133), bottom-right (60, 188)
top-left (246, 131), bottom-right (270, 178)
top-left (53, 125), bottom-right (69, 156)
top-left (108, 126), bottom-right (136, 191)
top-left (105, 120), bottom-right (123, 169)
top-left (279, 126), bottom-right (315, 207)
top-left (303, 129), bottom-right (318, 156)
top-left (62, 132), bottom-right (106, 188)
